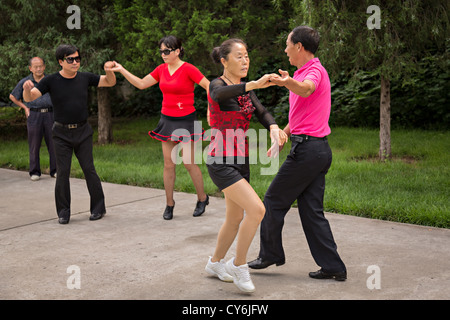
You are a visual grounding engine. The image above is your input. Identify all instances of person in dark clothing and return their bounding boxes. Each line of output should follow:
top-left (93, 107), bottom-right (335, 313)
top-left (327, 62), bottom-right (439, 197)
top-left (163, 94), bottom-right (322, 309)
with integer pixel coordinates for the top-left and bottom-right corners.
top-left (204, 39), bottom-right (287, 293)
top-left (9, 57), bottom-right (56, 180)
top-left (23, 44), bottom-right (116, 224)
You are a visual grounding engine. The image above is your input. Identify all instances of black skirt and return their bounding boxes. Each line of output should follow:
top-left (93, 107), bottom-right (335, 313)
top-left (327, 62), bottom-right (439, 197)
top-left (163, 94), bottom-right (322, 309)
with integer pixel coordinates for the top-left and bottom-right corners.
top-left (149, 112), bottom-right (204, 143)
top-left (206, 157), bottom-right (250, 191)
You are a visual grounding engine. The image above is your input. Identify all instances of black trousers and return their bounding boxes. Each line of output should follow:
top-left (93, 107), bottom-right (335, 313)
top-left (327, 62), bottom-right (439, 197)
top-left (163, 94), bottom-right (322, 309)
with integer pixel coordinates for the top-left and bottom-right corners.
top-left (27, 110), bottom-right (56, 177)
top-left (259, 138), bottom-right (346, 273)
top-left (52, 122), bottom-right (105, 220)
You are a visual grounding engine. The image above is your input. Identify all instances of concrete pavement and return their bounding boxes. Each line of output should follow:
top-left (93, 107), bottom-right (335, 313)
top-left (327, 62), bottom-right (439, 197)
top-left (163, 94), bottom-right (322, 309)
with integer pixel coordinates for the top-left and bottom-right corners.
top-left (1, 167), bottom-right (449, 301)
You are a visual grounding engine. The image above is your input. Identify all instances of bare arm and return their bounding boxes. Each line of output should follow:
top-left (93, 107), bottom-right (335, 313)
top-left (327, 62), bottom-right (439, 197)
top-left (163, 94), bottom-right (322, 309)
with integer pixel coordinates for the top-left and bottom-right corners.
top-left (198, 77), bottom-right (211, 125)
top-left (9, 94), bottom-right (30, 118)
top-left (269, 69), bottom-right (315, 98)
top-left (110, 61), bottom-right (157, 90)
top-left (267, 123), bottom-right (291, 157)
top-left (98, 61), bottom-right (117, 87)
top-left (245, 74), bottom-right (276, 91)
top-left (22, 80), bottom-right (42, 102)
top-left (283, 123), bottom-right (291, 137)
top-left (198, 77), bottom-right (209, 91)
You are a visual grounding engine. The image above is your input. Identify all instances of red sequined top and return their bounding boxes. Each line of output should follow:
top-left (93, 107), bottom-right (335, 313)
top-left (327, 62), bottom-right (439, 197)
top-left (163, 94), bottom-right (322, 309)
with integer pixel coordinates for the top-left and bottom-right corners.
top-left (207, 78), bottom-right (275, 159)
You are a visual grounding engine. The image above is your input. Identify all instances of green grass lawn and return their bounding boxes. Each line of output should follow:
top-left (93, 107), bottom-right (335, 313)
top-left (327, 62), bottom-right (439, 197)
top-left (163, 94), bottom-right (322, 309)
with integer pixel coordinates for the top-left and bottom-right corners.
top-left (1, 115), bottom-right (448, 228)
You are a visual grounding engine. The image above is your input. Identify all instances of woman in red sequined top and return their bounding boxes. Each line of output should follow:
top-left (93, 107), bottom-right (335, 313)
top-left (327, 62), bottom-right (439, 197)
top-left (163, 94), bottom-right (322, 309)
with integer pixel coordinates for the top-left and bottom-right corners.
top-left (204, 39), bottom-right (287, 293)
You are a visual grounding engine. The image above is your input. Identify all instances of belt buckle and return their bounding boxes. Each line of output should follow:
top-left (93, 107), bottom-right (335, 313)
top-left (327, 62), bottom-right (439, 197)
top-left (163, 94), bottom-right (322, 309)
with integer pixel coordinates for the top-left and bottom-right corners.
top-left (68, 124), bottom-right (78, 129)
top-left (40, 108), bottom-right (48, 113)
top-left (292, 135), bottom-right (303, 143)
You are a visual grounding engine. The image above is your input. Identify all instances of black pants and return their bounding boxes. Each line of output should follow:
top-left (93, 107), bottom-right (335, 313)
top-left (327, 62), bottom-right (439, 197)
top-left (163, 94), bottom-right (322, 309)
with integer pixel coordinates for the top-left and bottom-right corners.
top-left (52, 122), bottom-right (105, 220)
top-left (27, 110), bottom-right (56, 177)
top-left (259, 138), bottom-right (346, 273)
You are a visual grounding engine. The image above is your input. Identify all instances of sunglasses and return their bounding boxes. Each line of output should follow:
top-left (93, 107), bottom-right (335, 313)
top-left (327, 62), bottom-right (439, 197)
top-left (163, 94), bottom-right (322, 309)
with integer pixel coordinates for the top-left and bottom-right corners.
top-left (65, 56), bottom-right (81, 64)
top-left (159, 49), bottom-right (175, 55)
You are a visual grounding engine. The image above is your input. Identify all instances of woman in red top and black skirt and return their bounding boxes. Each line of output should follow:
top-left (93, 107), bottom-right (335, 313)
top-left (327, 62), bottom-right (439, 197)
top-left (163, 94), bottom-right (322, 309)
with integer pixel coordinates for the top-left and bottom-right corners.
top-left (204, 39), bottom-right (288, 292)
top-left (111, 36), bottom-right (209, 220)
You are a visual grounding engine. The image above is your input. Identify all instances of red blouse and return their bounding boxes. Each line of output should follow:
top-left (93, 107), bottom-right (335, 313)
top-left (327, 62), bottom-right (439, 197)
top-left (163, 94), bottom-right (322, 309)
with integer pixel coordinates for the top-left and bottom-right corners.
top-left (150, 62), bottom-right (205, 117)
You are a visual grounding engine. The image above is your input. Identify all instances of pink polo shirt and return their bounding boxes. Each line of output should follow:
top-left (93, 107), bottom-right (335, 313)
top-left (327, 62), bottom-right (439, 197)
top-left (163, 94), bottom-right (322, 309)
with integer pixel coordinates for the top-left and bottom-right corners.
top-left (289, 57), bottom-right (331, 137)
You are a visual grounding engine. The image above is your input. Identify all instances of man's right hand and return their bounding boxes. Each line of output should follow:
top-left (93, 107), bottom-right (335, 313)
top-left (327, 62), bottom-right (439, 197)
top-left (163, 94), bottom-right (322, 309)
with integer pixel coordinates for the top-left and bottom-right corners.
top-left (268, 69), bottom-right (290, 87)
top-left (22, 80), bottom-right (41, 102)
top-left (23, 80), bottom-right (35, 91)
top-left (109, 61), bottom-right (124, 73)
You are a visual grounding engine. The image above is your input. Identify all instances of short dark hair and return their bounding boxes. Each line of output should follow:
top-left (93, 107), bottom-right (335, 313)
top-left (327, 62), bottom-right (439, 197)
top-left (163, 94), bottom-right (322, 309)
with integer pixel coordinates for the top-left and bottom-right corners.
top-left (290, 26), bottom-right (320, 54)
top-left (55, 44), bottom-right (79, 61)
top-left (29, 57), bottom-right (45, 66)
top-left (159, 35), bottom-right (184, 59)
top-left (211, 38), bottom-right (247, 64)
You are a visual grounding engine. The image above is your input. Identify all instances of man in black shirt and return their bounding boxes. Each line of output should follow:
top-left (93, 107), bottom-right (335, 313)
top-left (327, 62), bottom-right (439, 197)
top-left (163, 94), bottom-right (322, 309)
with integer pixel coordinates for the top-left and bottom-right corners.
top-left (23, 44), bottom-right (116, 224)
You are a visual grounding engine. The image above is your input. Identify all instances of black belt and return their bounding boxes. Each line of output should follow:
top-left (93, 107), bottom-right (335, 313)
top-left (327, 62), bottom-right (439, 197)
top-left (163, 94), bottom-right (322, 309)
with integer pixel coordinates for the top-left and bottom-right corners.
top-left (291, 134), bottom-right (327, 143)
top-left (30, 108), bottom-right (53, 113)
top-left (54, 120), bottom-right (87, 129)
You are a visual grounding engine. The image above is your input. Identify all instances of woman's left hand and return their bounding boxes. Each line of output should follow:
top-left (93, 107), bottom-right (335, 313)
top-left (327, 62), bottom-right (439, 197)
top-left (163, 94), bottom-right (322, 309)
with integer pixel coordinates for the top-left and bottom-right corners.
top-left (268, 125), bottom-right (288, 157)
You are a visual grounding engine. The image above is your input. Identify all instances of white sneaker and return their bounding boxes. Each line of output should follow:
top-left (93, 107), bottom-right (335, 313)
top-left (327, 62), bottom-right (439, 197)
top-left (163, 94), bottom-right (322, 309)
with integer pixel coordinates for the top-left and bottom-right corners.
top-left (225, 258), bottom-right (255, 293)
top-left (30, 175), bottom-right (40, 181)
top-left (205, 257), bottom-right (233, 282)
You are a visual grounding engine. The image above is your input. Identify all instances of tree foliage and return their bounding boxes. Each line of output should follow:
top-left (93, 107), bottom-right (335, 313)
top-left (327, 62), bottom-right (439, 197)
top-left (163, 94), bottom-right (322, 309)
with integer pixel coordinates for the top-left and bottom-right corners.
top-left (112, 0), bottom-right (294, 116)
top-left (283, 0), bottom-right (449, 80)
top-left (113, 0), bottom-right (293, 77)
top-left (0, 0), bottom-right (448, 130)
top-left (331, 52), bottom-right (450, 129)
top-left (0, 0), bottom-right (116, 100)
top-left (277, 0), bottom-right (448, 158)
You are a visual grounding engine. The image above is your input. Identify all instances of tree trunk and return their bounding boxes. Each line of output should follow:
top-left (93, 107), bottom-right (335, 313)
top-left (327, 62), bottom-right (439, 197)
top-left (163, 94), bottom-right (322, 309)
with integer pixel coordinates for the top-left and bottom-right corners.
top-left (379, 76), bottom-right (391, 161)
top-left (97, 87), bottom-right (113, 145)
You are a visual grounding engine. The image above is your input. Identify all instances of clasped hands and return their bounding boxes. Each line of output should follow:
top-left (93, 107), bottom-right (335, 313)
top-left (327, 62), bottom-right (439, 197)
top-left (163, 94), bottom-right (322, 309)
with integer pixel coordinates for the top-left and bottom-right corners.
top-left (22, 61), bottom-right (118, 91)
top-left (254, 69), bottom-right (290, 89)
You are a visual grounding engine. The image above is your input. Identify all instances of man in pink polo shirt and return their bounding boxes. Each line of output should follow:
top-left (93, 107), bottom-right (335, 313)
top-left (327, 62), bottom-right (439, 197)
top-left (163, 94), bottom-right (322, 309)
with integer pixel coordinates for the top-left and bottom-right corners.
top-left (249, 26), bottom-right (347, 281)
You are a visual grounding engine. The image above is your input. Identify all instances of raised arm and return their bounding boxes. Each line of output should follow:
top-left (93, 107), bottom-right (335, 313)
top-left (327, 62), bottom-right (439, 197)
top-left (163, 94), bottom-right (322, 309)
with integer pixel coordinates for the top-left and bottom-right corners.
top-left (244, 74), bottom-right (275, 91)
top-left (22, 80), bottom-right (42, 102)
top-left (210, 74), bottom-right (274, 103)
top-left (98, 61), bottom-right (117, 87)
top-left (269, 69), bottom-right (315, 98)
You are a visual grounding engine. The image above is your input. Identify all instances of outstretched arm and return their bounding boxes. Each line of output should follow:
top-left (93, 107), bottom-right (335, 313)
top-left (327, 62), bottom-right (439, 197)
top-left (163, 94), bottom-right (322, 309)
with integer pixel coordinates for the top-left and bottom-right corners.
top-left (245, 74), bottom-right (276, 91)
top-left (269, 69), bottom-right (315, 97)
top-left (109, 61), bottom-right (157, 90)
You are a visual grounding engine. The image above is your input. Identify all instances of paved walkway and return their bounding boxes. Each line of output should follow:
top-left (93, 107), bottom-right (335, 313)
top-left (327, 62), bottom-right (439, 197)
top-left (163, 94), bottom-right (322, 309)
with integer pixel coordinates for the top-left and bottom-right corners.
top-left (1, 168), bottom-right (449, 301)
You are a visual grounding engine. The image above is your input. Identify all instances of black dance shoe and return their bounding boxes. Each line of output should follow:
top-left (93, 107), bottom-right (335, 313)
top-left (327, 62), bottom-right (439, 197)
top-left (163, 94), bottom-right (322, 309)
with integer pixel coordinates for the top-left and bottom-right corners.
top-left (309, 269), bottom-right (347, 281)
top-left (248, 257), bottom-right (285, 269)
top-left (90, 212), bottom-right (105, 221)
top-left (58, 217), bottom-right (69, 224)
top-left (193, 195), bottom-right (209, 217)
top-left (163, 202), bottom-right (175, 220)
